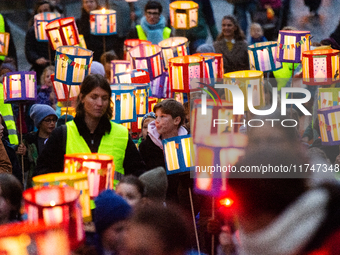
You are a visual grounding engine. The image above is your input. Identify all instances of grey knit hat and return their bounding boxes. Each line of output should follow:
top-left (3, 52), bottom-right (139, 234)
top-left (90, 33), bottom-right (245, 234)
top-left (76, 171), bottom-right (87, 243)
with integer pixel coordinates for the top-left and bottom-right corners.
top-left (30, 104), bottom-right (57, 128)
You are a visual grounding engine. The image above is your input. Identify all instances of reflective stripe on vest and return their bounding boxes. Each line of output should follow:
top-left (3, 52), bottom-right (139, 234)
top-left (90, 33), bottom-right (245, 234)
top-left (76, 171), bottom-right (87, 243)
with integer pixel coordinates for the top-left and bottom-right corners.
top-left (0, 14), bottom-right (5, 61)
top-left (136, 25), bottom-right (171, 41)
top-left (65, 120), bottom-right (129, 187)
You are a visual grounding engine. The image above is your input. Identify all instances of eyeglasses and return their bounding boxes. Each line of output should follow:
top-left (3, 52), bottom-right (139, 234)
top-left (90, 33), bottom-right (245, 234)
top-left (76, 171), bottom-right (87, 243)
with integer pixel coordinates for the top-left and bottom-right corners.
top-left (146, 11), bottom-right (160, 16)
top-left (43, 118), bottom-right (57, 123)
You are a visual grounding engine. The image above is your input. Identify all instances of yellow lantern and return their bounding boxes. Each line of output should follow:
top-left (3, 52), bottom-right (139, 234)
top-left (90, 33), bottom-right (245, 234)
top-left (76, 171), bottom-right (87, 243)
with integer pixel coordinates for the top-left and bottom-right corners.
top-left (0, 32), bottom-right (10, 56)
top-left (317, 106), bottom-right (340, 146)
top-left (169, 1), bottom-right (199, 29)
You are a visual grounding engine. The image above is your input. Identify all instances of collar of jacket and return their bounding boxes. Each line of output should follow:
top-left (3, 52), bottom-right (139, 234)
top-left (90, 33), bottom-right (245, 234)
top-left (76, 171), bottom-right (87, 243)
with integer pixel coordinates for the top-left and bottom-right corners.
top-left (74, 115), bottom-right (111, 137)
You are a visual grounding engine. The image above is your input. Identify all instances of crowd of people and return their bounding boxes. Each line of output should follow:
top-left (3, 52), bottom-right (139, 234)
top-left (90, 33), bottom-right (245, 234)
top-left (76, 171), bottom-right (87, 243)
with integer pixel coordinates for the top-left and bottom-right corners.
top-left (1, 0), bottom-right (340, 254)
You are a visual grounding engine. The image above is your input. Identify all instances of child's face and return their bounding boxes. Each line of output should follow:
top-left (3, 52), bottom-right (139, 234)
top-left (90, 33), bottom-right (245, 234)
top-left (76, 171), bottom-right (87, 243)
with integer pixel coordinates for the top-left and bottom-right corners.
top-left (116, 183), bottom-right (142, 208)
top-left (251, 25), bottom-right (263, 39)
top-left (155, 109), bottom-right (180, 139)
top-left (141, 117), bottom-right (154, 140)
top-left (44, 70), bottom-right (54, 87)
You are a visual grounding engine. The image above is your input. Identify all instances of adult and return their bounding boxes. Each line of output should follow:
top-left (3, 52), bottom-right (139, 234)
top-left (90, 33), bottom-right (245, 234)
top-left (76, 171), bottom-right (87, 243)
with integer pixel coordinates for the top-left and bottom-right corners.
top-left (76, 0), bottom-right (124, 61)
top-left (35, 74), bottom-right (145, 186)
top-left (127, 0), bottom-right (171, 45)
top-left (213, 15), bottom-right (249, 73)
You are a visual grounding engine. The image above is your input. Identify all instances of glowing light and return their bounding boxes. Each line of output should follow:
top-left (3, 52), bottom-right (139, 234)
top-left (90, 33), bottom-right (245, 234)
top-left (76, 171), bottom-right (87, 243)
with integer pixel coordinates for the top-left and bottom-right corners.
top-left (50, 201), bottom-right (56, 206)
top-left (101, 8), bottom-right (106, 14)
top-left (219, 198), bottom-right (234, 207)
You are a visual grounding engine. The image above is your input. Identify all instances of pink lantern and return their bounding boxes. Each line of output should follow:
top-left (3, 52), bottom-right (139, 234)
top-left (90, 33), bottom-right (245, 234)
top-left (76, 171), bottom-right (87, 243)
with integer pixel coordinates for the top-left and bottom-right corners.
top-left (114, 69), bottom-right (150, 84)
top-left (46, 17), bottom-right (80, 50)
top-left (90, 9), bottom-right (117, 35)
top-left (34, 12), bottom-right (60, 42)
top-left (111, 60), bottom-right (131, 84)
top-left (124, 39), bottom-right (151, 61)
top-left (194, 52), bottom-right (224, 79)
top-left (51, 74), bottom-right (80, 101)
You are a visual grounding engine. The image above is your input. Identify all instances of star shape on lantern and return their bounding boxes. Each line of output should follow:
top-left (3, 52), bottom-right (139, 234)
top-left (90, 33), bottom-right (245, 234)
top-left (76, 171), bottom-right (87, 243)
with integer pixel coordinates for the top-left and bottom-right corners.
top-left (123, 94), bottom-right (128, 100)
top-left (116, 95), bottom-right (121, 101)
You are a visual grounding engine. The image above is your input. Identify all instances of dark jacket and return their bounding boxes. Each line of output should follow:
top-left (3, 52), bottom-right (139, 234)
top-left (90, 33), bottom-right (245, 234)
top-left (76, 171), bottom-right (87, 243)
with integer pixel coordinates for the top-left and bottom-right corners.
top-left (35, 115), bottom-right (146, 177)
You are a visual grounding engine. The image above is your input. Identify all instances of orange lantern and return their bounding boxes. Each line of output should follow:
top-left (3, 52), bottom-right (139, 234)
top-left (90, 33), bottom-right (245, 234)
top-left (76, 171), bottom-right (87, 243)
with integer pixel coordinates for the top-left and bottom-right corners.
top-left (0, 32), bottom-right (10, 56)
top-left (169, 1), bottom-right (199, 29)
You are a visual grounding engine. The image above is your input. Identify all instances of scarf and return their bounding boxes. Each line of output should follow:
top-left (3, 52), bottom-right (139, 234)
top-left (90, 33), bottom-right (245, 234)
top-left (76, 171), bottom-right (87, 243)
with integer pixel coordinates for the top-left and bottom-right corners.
top-left (239, 188), bottom-right (329, 255)
top-left (140, 15), bottom-right (166, 44)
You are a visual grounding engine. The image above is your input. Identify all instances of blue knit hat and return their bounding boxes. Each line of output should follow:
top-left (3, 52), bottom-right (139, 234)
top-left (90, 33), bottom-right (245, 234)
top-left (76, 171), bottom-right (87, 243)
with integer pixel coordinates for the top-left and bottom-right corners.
top-left (30, 104), bottom-right (57, 128)
top-left (141, 112), bottom-right (156, 127)
top-left (94, 189), bottom-right (132, 234)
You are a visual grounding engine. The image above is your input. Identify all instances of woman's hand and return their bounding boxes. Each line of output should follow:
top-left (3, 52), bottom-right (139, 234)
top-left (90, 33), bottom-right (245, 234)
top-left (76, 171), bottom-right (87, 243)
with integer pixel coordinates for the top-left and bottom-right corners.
top-left (16, 143), bottom-right (27, 156)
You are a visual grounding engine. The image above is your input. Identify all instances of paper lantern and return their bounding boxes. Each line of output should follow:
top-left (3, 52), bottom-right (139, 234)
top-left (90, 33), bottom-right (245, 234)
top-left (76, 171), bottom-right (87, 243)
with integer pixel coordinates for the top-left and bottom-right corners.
top-left (318, 88), bottom-right (340, 109)
top-left (158, 37), bottom-right (188, 69)
top-left (131, 117), bottom-right (143, 133)
top-left (55, 46), bottom-right (93, 85)
top-left (163, 134), bottom-right (195, 175)
top-left (46, 17), bottom-right (80, 50)
top-left (111, 60), bottom-right (131, 84)
top-left (276, 30), bottom-right (311, 63)
top-left (194, 133), bottom-right (247, 196)
top-left (169, 55), bottom-right (204, 93)
top-left (111, 85), bottom-right (137, 123)
top-left (193, 54), bottom-right (216, 85)
top-left (134, 83), bottom-right (150, 117)
top-left (148, 97), bottom-right (159, 112)
top-left (0, 32), bottom-right (10, 56)
top-left (33, 172), bottom-right (91, 222)
top-left (248, 41), bottom-right (282, 72)
top-left (223, 70), bottom-right (265, 111)
top-left (64, 153), bottom-right (114, 198)
top-left (61, 107), bottom-right (76, 117)
top-left (129, 44), bottom-right (164, 81)
top-left (115, 69), bottom-right (150, 84)
top-left (174, 92), bottom-right (185, 104)
top-left (317, 105), bottom-right (340, 146)
top-left (0, 221), bottom-right (70, 255)
top-left (169, 1), bottom-right (199, 29)
top-left (150, 71), bottom-right (171, 98)
top-left (23, 186), bottom-right (84, 250)
top-left (302, 49), bottom-right (340, 85)
top-left (3, 71), bottom-right (37, 103)
top-left (191, 99), bottom-right (244, 143)
top-left (90, 9), bottom-right (117, 35)
top-left (34, 12), bottom-right (61, 42)
top-left (51, 74), bottom-right (80, 101)
top-left (194, 52), bottom-right (224, 79)
top-left (124, 39), bottom-right (151, 61)
top-left (78, 34), bottom-right (87, 49)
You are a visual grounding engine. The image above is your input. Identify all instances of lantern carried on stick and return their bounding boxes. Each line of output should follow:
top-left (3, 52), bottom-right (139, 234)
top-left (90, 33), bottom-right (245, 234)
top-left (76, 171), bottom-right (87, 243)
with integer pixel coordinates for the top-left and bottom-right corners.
top-left (0, 32), bottom-right (10, 56)
top-left (317, 106), bottom-right (340, 146)
top-left (169, 1), bottom-right (199, 30)
top-left (115, 69), bottom-right (150, 84)
top-left (158, 37), bottom-right (188, 69)
top-left (111, 85), bottom-right (137, 123)
top-left (194, 52), bottom-right (224, 79)
top-left (110, 60), bottom-right (131, 84)
top-left (124, 39), bottom-right (151, 61)
top-left (51, 74), bottom-right (80, 102)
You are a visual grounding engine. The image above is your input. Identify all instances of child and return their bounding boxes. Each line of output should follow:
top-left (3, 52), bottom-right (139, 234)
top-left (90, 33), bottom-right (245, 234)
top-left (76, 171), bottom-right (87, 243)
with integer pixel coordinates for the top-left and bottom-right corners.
top-left (137, 112), bottom-right (156, 146)
top-left (250, 23), bottom-right (268, 44)
top-left (116, 175), bottom-right (145, 209)
top-left (36, 65), bottom-right (57, 110)
top-left (100, 50), bottom-right (119, 82)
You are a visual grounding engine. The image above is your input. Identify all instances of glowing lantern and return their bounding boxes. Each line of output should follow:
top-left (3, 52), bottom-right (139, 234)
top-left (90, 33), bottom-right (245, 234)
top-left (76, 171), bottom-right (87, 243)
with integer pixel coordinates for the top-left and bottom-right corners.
top-left (133, 83), bottom-right (150, 117)
top-left (193, 54), bottom-right (216, 85)
top-left (3, 71), bottom-right (37, 103)
top-left (64, 153), bottom-right (115, 197)
top-left (158, 37), bottom-right (188, 69)
top-left (248, 41), bottom-right (282, 72)
top-left (55, 46), bottom-right (93, 85)
top-left (23, 186), bottom-right (84, 250)
top-left (131, 117), bottom-right (143, 133)
top-left (150, 71), bottom-right (171, 98)
top-left (148, 97), bottom-right (158, 112)
top-left (317, 106), bottom-right (340, 146)
top-left (223, 70), bottom-right (265, 111)
top-left (0, 32), bottom-right (10, 56)
top-left (163, 134), bottom-right (195, 175)
top-left (114, 69), bottom-right (150, 84)
top-left (276, 30), bottom-right (311, 63)
top-left (194, 133), bottom-right (247, 196)
top-left (61, 107), bottom-right (76, 117)
top-left (124, 39), bottom-right (151, 61)
top-left (78, 34), bottom-right (87, 49)
top-left (169, 55), bottom-right (204, 93)
top-left (111, 85), bottom-right (137, 123)
top-left (34, 12), bottom-right (60, 42)
top-left (302, 49), bottom-right (340, 85)
top-left (46, 17), bottom-right (80, 50)
top-left (318, 88), bottom-right (340, 109)
top-left (111, 60), bottom-right (131, 84)
top-left (0, 221), bottom-right (70, 255)
top-left (129, 44), bottom-right (163, 81)
top-left (191, 99), bottom-right (244, 143)
top-left (90, 9), bottom-right (117, 35)
top-left (51, 74), bottom-right (80, 101)
top-left (33, 172), bottom-right (91, 222)
top-left (194, 52), bottom-right (224, 79)
top-left (169, 1), bottom-right (199, 29)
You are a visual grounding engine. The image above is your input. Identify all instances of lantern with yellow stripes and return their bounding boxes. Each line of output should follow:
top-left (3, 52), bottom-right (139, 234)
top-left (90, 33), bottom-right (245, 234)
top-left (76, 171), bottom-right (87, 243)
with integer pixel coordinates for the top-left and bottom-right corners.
top-left (169, 1), bottom-right (198, 30)
top-left (64, 153), bottom-right (115, 198)
top-left (111, 60), bottom-right (131, 84)
top-left (317, 106), bottom-right (340, 146)
top-left (124, 39), bottom-right (151, 61)
top-left (33, 172), bottom-right (91, 222)
top-left (148, 97), bottom-right (159, 112)
top-left (51, 74), bottom-right (80, 101)
top-left (302, 49), bottom-right (340, 85)
top-left (78, 34), bottom-right (87, 48)
top-left (129, 44), bottom-right (164, 81)
top-left (34, 12), bottom-right (60, 42)
top-left (115, 69), bottom-right (150, 84)
top-left (3, 71), bottom-right (37, 103)
top-left (0, 32), bottom-right (10, 56)
top-left (248, 41), bottom-right (282, 72)
top-left (194, 52), bottom-right (224, 79)
top-left (276, 30), bottom-right (311, 63)
top-left (318, 88), bottom-right (340, 109)
top-left (169, 55), bottom-right (204, 93)
top-left (61, 107), bottom-right (76, 117)
top-left (90, 9), bottom-right (116, 35)
top-left (46, 17), bottom-right (80, 50)
top-left (193, 53), bottom-right (216, 85)
top-left (111, 85), bottom-right (137, 123)
top-left (0, 222), bottom-right (70, 255)
top-left (223, 70), bottom-right (265, 111)
top-left (23, 186), bottom-right (84, 250)
top-left (55, 46), bottom-right (93, 85)
top-left (133, 83), bottom-right (150, 117)
top-left (150, 71), bottom-right (171, 98)
top-left (194, 133), bottom-right (247, 196)
top-left (158, 37), bottom-right (188, 69)
top-left (163, 134), bottom-right (195, 175)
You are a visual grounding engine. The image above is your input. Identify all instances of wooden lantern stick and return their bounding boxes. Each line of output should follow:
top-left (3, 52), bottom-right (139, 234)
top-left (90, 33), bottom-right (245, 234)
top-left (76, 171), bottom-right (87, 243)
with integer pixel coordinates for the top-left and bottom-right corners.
top-left (18, 104), bottom-right (24, 185)
top-left (189, 187), bottom-right (200, 255)
top-left (65, 85), bottom-right (71, 124)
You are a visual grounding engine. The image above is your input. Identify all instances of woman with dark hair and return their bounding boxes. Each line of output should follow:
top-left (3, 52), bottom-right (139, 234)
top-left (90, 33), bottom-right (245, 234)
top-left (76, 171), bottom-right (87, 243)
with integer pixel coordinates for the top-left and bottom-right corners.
top-left (35, 74), bottom-right (145, 184)
top-left (213, 15), bottom-right (249, 73)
